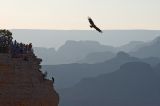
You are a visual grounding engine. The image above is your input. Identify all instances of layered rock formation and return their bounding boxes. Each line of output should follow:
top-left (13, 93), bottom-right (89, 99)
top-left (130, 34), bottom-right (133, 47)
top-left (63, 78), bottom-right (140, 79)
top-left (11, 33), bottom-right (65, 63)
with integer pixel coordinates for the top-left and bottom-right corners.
top-left (0, 54), bottom-right (59, 106)
top-left (0, 51), bottom-right (59, 105)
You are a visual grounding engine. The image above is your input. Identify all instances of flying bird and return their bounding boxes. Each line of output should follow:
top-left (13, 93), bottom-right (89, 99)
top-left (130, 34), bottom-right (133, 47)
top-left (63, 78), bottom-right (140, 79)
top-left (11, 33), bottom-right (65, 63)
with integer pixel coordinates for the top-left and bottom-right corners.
top-left (88, 17), bottom-right (102, 33)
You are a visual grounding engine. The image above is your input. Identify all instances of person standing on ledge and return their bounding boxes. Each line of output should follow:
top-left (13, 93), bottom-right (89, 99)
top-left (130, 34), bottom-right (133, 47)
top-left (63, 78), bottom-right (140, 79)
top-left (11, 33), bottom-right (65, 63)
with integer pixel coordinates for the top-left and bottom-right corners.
top-left (52, 77), bottom-right (55, 84)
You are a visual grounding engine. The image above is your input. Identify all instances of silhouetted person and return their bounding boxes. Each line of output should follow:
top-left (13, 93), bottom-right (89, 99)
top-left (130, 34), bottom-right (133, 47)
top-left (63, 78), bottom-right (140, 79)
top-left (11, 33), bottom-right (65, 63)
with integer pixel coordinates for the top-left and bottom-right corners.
top-left (29, 43), bottom-right (32, 49)
top-left (52, 77), bottom-right (55, 84)
top-left (88, 17), bottom-right (103, 33)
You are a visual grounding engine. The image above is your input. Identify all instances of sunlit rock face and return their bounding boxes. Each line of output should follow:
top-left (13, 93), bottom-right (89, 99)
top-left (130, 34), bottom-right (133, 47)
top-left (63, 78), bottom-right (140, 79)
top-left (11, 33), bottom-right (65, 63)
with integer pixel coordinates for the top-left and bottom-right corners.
top-left (0, 53), bottom-right (59, 106)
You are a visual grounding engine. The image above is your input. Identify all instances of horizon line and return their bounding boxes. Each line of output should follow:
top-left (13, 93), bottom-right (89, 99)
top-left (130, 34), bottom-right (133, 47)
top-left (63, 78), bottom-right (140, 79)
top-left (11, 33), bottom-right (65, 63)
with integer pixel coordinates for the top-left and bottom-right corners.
top-left (10, 28), bottom-right (160, 31)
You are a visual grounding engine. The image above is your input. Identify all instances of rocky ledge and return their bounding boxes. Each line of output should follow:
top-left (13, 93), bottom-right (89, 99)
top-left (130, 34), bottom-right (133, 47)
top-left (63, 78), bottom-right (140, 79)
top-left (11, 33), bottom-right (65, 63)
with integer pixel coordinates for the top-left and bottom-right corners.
top-left (0, 30), bottom-right (59, 106)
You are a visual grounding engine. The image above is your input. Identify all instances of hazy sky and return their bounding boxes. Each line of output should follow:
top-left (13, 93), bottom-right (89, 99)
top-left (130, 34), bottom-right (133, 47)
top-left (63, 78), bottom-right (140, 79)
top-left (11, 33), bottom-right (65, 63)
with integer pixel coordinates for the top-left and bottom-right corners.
top-left (0, 0), bottom-right (160, 29)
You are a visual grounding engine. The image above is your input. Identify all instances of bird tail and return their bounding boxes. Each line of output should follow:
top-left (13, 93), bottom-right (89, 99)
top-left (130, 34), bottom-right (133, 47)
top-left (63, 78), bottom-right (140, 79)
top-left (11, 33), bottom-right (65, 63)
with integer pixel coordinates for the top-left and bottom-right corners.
top-left (90, 25), bottom-right (93, 28)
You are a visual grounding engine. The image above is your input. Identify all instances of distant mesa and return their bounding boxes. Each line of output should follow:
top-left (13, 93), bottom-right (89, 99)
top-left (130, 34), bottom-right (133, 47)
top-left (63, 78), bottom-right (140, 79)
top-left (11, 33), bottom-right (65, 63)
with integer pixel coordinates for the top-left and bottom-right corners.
top-left (152, 36), bottom-right (160, 44)
top-left (60, 62), bottom-right (160, 106)
top-left (130, 36), bottom-right (160, 58)
top-left (78, 51), bottom-right (115, 64)
top-left (116, 51), bottom-right (130, 58)
top-left (119, 62), bottom-right (152, 73)
top-left (42, 52), bottom-right (141, 89)
top-left (0, 29), bottom-right (59, 106)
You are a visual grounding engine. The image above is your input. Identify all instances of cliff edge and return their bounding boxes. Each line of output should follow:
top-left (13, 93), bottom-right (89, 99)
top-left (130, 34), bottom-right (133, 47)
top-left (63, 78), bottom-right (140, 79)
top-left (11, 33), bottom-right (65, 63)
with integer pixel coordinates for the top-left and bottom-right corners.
top-left (0, 30), bottom-right (59, 106)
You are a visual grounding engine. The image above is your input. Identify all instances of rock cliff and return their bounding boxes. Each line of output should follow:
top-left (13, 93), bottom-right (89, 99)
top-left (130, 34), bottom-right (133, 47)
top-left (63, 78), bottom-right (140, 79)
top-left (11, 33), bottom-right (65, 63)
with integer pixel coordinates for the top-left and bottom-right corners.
top-left (0, 29), bottom-right (59, 106)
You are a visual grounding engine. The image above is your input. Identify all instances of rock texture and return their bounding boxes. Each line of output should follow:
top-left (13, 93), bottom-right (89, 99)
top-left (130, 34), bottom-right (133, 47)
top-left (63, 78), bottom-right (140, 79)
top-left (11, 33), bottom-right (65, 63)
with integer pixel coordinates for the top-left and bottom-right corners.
top-left (0, 53), bottom-right (59, 106)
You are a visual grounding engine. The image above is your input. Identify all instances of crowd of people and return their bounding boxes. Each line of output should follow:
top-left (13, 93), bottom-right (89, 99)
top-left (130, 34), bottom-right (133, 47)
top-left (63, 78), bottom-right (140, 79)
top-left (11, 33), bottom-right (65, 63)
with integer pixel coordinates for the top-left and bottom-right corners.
top-left (0, 31), bottom-right (33, 58)
top-left (10, 40), bottom-right (33, 57)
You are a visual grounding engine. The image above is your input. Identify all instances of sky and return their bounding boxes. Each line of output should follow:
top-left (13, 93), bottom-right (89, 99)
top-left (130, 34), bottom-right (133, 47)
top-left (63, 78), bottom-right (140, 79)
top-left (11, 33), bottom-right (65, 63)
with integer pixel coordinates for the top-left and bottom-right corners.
top-left (0, 0), bottom-right (160, 30)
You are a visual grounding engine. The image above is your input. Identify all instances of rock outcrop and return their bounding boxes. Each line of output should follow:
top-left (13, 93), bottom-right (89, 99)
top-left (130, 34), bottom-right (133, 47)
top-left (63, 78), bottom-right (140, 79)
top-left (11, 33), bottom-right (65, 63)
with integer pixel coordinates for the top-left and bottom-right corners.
top-left (0, 53), bottom-right (59, 106)
top-left (0, 29), bottom-right (59, 106)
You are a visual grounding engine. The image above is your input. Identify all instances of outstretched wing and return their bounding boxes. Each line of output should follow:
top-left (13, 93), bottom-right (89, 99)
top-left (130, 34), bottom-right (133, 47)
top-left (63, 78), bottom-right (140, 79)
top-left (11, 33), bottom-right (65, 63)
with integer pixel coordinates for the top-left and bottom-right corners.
top-left (94, 26), bottom-right (103, 33)
top-left (88, 17), bottom-right (95, 26)
top-left (88, 17), bottom-right (103, 33)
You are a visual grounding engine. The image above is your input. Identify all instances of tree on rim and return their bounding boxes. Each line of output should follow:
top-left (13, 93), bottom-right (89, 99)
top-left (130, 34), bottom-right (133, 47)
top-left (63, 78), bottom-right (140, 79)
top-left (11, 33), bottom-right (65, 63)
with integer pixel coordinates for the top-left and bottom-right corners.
top-left (0, 29), bottom-right (13, 53)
